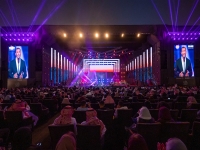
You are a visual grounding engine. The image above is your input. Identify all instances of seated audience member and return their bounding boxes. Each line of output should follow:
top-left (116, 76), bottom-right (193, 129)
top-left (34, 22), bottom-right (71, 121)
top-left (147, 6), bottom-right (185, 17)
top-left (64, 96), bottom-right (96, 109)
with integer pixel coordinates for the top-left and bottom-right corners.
top-left (104, 92), bottom-right (114, 104)
top-left (53, 106), bottom-right (77, 133)
top-left (132, 106), bottom-right (155, 124)
top-left (8, 95), bottom-right (38, 126)
top-left (128, 133), bottom-right (148, 150)
top-left (158, 138), bottom-right (187, 150)
top-left (0, 128), bottom-right (10, 146)
top-left (98, 101), bottom-right (109, 110)
top-left (56, 131), bottom-right (76, 150)
top-left (157, 107), bottom-right (174, 123)
top-left (134, 90), bottom-right (145, 99)
top-left (186, 96), bottom-right (197, 108)
top-left (114, 101), bottom-right (128, 118)
top-left (81, 108), bottom-right (106, 137)
top-left (77, 100), bottom-right (90, 111)
top-left (61, 97), bottom-right (71, 105)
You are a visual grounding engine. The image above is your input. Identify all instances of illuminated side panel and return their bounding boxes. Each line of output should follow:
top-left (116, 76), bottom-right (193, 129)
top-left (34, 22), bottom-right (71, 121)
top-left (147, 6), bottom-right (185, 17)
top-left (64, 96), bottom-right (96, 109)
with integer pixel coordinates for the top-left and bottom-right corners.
top-left (127, 64), bottom-right (129, 71)
top-left (143, 52), bottom-right (146, 82)
top-left (54, 50), bottom-right (56, 84)
top-left (69, 61), bottom-right (71, 78)
top-left (146, 49), bottom-right (149, 79)
top-left (61, 55), bottom-right (62, 82)
top-left (150, 47), bottom-right (152, 76)
top-left (137, 56), bottom-right (139, 80)
top-left (50, 48), bottom-right (53, 80)
top-left (126, 66), bottom-right (127, 72)
top-left (130, 62), bottom-right (132, 71)
top-left (57, 52), bottom-right (59, 83)
top-left (66, 59), bottom-right (68, 80)
top-left (132, 61), bottom-right (134, 71)
top-left (140, 55), bottom-right (142, 81)
top-left (64, 57), bottom-right (66, 81)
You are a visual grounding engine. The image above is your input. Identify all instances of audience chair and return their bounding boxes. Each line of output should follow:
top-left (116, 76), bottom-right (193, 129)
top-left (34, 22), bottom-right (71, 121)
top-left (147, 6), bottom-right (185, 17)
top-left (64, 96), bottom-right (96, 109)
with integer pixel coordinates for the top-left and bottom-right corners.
top-left (170, 109), bottom-right (179, 121)
top-left (191, 121), bottom-right (200, 150)
top-left (137, 123), bottom-right (161, 150)
top-left (160, 122), bottom-right (190, 144)
top-left (48, 124), bottom-right (75, 150)
top-left (77, 124), bottom-right (101, 150)
top-left (72, 110), bottom-right (86, 124)
top-left (149, 109), bottom-right (159, 121)
top-left (180, 109), bottom-right (198, 128)
top-left (97, 109), bottom-right (114, 128)
top-left (117, 109), bottom-right (133, 127)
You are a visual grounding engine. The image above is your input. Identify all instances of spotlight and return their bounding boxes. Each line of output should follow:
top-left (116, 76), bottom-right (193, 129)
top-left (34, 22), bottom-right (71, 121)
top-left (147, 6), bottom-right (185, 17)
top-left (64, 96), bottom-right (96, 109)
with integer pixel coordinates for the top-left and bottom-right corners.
top-left (137, 33), bottom-right (140, 37)
top-left (121, 33), bottom-right (124, 37)
top-left (95, 33), bottom-right (99, 38)
top-left (63, 33), bottom-right (67, 38)
top-left (105, 33), bottom-right (109, 38)
top-left (79, 33), bottom-right (83, 38)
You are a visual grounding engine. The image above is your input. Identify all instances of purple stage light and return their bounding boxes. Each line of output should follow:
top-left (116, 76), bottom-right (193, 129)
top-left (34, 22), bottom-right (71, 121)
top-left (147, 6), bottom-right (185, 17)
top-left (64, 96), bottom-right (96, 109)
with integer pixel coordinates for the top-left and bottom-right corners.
top-left (27, 34), bottom-right (29, 36)
top-left (195, 38), bottom-right (197, 40)
top-left (23, 39), bottom-right (24, 41)
top-left (10, 39), bottom-right (11, 41)
top-left (10, 34), bottom-right (11, 36)
top-left (14, 34), bottom-right (16, 36)
top-left (5, 34), bottom-right (7, 36)
top-left (22, 34), bottom-right (24, 36)
top-left (14, 39), bottom-right (16, 41)
top-left (5, 39), bottom-right (7, 41)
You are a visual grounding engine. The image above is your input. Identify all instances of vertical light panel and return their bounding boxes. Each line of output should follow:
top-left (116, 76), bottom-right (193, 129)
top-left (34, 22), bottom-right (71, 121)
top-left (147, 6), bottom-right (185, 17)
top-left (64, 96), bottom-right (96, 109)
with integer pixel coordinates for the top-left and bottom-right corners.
top-left (140, 55), bottom-right (142, 81)
top-left (69, 61), bottom-right (71, 78)
top-left (54, 50), bottom-right (56, 83)
top-left (67, 58), bottom-right (68, 80)
top-left (146, 49), bottom-right (149, 68)
top-left (127, 64), bottom-right (129, 71)
top-left (50, 48), bottom-right (53, 80)
top-left (61, 55), bottom-right (62, 82)
top-left (132, 61), bottom-right (134, 70)
top-left (130, 62), bottom-right (132, 71)
top-left (57, 52), bottom-right (59, 83)
top-left (150, 47), bottom-right (152, 67)
top-left (137, 56), bottom-right (139, 80)
top-left (72, 63), bottom-right (74, 77)
top-left (64, 57), bottom-right (66, 81)
top-left (143, 52), bottom-right (146, 82)
top-left (126, 66), bottom-right (127, 72)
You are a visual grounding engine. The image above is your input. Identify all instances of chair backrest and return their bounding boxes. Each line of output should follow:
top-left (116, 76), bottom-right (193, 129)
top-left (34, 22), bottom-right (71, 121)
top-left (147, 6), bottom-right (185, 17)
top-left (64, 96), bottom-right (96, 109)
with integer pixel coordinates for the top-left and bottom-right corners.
top-left (160, 122), bottom-right (190, 144)
top-left (97, 110), bottom-right (114, 128)
top-left (72, 110), bottom-right (86, 123)
top-left (5, 111), bottom-right (23, 122)
top-left (90, 103), bottom-right (100, 110)
top-left (30, 103), bottom-right (42, 116)
top-left (105, 103), bottom-right (115, 109)
top-left (170, 109), bottom-right (179, 121)
top-left (12, 127), bottom-right (32, 150)
top-left (174, 102), bottom-right (187, 116)
top-left (77, 124), bottom-right (101, 150)
top-left (149, 109), bottom-right (159, 121)
top-left (130, 102), bottom-right (144, 115)
top-left (117, 109), bottom-right (133, 126)
top-left (176, 96), bottom-right (188, 102)
top-left (191, 103), bottom-right (200, 110)
top-left (191, 121), bottom-right (200, 150)
top-left (137, 123), bottom-right (161, 150)
top-left (180, 109), bottom-right (198, 128)
top-left (48, 124), bottom-right (75, 150)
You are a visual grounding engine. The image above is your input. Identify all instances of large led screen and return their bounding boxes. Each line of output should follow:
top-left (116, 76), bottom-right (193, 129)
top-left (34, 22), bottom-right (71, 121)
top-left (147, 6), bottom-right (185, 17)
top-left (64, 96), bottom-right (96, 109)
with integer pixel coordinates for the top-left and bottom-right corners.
top-left (8, 46), bottom-right (28, 79)
top-left (174, 45), bottom-right (194, 78)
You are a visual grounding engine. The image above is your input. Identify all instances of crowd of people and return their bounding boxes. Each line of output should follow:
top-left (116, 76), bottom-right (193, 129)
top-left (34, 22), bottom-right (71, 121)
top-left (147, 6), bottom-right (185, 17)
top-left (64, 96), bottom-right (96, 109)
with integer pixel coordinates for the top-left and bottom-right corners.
top-left (0, 84), bottom-right (200, 149)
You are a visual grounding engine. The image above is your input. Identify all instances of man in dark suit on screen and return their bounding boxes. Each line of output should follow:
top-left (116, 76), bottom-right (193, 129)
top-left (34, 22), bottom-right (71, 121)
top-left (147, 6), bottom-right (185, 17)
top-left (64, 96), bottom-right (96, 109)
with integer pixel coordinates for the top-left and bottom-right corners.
top-left (9, 48), bottom-right (27, 79)
top-left (175, 47), bottom-right (192, 77)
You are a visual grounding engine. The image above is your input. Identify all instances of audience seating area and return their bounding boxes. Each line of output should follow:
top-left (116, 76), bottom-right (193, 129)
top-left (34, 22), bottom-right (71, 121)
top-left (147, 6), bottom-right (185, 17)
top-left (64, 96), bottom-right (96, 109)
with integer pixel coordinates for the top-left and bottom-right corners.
top-left (0, 88), bottom-right (200, 150)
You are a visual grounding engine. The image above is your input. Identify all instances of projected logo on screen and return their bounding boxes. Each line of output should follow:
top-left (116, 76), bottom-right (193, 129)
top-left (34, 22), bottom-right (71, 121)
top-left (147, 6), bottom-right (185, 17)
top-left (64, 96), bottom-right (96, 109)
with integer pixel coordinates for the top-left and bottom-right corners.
top-left (83, 59), bottom-right (120, 73)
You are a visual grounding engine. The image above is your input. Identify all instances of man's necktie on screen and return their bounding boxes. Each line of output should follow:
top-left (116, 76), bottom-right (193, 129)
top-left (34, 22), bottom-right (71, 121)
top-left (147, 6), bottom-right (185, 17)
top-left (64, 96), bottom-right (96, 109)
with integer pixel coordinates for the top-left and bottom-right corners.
top-left (18, 58), bottom-right (20, 74)
top-left (183, 57), bottom-right (186, 73)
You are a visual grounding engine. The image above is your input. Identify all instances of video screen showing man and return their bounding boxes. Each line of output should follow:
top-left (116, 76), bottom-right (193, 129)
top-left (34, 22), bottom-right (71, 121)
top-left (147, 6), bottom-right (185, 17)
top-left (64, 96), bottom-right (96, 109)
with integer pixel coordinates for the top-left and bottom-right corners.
top-left (174, 45), bottom-right (194, 78)
top-left (8, 47), bottom-right (28, 79)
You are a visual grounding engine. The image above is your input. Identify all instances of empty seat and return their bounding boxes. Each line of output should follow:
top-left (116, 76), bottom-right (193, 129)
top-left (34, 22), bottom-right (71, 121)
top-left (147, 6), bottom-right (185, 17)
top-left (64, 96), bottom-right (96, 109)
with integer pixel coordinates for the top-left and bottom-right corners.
top-left (180, 109), bottom-right (198, 128)
top-left (30, 103), bottom-right (49, 119)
